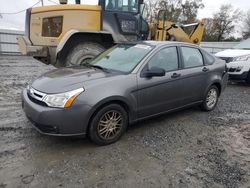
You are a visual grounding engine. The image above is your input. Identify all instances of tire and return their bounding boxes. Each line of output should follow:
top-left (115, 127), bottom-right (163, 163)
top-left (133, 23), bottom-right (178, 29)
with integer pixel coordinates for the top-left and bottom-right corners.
top-left (65, 42), bottom-right (105, 67)
top-left (246, 71), bottom-right (250, 84)
top-left (201, 85), bottom-right (219, 111)
top-left (88, 104), bottom-right (128, 146)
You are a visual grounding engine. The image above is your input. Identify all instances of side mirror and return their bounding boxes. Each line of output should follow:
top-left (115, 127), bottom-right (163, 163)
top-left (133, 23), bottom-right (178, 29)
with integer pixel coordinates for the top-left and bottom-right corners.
top-left (142, 67), bottom-right (165, 78)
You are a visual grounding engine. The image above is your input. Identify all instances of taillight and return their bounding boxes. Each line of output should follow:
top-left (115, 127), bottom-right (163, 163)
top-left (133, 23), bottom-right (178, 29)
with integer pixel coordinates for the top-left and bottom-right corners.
top-left (42, 16), bottom-right (63, 37)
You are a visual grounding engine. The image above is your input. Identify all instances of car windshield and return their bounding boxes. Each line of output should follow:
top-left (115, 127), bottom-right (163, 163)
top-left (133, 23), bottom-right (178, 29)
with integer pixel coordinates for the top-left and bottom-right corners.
top-left (234, 38), bottom-right (250, 50)
top-left (88, 44), bottom-right (153, 73)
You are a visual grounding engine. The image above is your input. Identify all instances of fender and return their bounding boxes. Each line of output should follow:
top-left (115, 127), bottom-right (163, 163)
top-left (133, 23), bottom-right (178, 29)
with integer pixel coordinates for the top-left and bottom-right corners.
top-left (203, 75), bottom-right (223, 97)
top-left (86, 96), bottom-right (137, 125)
top-left (56, 29), bottom-right (114, 56)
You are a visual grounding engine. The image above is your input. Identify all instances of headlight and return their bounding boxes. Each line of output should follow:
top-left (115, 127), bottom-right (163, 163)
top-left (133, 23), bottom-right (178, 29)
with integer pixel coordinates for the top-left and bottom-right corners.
top-left (42, 16), bottom-right (63, 37)
top-left (232, 55), bottom-right (250, 62)
top-left (236, 66), bottom-right (243, 71)
top-left (42, 88), bottom-right (84, 108)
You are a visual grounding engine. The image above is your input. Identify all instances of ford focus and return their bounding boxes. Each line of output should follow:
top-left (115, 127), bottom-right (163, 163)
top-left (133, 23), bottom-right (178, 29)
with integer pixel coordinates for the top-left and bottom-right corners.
top-left (22, 41), bottom-right (228, 145)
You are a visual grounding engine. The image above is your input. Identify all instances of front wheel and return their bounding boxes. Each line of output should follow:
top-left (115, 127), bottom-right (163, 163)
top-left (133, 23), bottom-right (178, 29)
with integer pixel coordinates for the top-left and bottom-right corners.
top-left (201, 85), bottom-right (219, 111)
top-left (65, 42), bottom-right (105, 67)
top-left (88, 104), bottom-right (128, 145)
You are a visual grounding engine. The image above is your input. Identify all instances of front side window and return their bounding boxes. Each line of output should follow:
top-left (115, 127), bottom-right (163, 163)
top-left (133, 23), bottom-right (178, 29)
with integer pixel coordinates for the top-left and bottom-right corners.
top-left (148, 47), bottom-right (179, 72)
top-left (181, 47), bottom-right (204, 68)
top-left (105, 0), bottom-right (139, 13)
top-left (89, 44), bottom-right (153, 73)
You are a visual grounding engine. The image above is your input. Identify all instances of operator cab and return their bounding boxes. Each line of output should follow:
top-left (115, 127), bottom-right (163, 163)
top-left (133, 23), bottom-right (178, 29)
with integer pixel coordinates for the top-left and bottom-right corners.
top-left (99, 0), bottom-right (149, 41)
top-left (104, 0), bottom-right (139, 12)
top-left (59, 0), bottom-right (148, 41)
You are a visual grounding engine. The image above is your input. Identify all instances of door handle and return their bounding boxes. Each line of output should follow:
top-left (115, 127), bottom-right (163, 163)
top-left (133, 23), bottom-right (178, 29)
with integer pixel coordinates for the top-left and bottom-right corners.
top-left (171, 73), bottom-right (181, 78)
top-left (202, 67), bottom-right (209, 72)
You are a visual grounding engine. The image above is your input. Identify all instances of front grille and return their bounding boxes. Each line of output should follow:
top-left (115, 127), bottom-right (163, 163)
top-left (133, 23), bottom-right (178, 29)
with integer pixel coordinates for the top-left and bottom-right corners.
top-left (27, 87), bottom-right (48, 106)
top-left (229, 68), bottom-right (236, 72)
top-left (228, 67), bottom-right (241, 72)
top-left (33, 92), bottom-right (43, 98)
top-left (28, 94), bottom-right (47, 106)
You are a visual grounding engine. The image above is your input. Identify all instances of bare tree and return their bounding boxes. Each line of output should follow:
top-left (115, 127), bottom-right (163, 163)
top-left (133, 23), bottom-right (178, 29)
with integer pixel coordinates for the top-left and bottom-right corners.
top-left (180, 0), bottom-right (204, 23)
top-left (212, 4), bottom-right (241, 41)
top-left (202, 18), bottom-right (217, 41)
top-left (242, 10), bottom-right (250, 39)
top-left (156, 0), bottom-right (182, 22)
top-left (144, 0), bottom-right (204, 23)
top-left (144, 0), bottom-right (158, 22)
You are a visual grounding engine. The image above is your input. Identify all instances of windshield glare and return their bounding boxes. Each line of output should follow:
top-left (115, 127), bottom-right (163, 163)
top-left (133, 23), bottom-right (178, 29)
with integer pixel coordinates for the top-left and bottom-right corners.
top-left (89, 44), bottom-right (153, 73)
top-left (234, 38), bottom-right (250, 49)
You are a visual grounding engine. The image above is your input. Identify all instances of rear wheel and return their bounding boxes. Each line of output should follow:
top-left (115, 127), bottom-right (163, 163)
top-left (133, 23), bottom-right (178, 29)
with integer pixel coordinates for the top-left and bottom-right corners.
top-left (65, 42), bottom-right (105, 67)
top-left (88, 104), bottom-right (128, 145)
top-left (201, 85), bottom-right (219, 111)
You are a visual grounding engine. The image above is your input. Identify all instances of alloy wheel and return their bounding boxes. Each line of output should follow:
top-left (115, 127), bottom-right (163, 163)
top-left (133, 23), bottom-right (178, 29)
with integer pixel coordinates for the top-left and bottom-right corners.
top-left (97, 110), bottom-right (123, 140)
top-left (206, 88), bottom-right (218, 109)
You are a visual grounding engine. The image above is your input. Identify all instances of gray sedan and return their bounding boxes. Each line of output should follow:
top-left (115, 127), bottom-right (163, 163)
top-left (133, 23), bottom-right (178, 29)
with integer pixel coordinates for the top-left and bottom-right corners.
top-left (22, 41), bottom-right (228, 145)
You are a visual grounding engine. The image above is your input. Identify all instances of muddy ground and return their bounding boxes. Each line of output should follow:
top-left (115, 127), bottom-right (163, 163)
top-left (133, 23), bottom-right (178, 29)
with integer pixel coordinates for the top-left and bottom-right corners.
top-left (0, 56), bottom-right (250, 188)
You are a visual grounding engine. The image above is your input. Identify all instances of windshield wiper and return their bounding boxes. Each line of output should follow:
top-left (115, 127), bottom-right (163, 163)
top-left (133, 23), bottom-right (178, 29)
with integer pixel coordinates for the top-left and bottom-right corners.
top-left (84, 63), bottom-right (110, 72)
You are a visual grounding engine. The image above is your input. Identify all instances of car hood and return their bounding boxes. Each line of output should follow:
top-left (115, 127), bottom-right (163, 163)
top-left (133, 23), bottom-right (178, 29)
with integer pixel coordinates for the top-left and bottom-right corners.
top-left (31, 67), bottom-right (111, 93)
top-left (215, 49), bottom-right (250, 58)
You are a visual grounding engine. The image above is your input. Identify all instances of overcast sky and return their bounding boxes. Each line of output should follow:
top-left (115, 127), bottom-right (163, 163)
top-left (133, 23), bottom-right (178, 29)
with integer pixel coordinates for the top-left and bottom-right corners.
top-left (0, 0), bottom-right (249, 31)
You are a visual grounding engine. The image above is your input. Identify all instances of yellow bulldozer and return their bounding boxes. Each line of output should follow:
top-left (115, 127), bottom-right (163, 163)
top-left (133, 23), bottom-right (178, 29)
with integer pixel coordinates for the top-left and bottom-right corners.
top-left (17, 0), bottom-right (205, 67)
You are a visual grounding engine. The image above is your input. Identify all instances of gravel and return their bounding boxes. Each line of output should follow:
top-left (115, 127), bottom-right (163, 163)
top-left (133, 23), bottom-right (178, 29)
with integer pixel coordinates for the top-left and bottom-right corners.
top-left (0, 56), bottom-right (250, 188)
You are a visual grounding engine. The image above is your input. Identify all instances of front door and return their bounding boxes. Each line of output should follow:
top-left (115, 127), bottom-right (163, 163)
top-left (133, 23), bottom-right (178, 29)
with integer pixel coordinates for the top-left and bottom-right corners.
top-left (136, 46), bottom-right (183, 118)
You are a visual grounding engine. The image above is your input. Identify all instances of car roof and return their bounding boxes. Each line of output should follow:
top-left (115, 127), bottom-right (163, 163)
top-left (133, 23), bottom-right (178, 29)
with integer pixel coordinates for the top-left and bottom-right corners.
top-left (121, 40), bottom-right (200, 48)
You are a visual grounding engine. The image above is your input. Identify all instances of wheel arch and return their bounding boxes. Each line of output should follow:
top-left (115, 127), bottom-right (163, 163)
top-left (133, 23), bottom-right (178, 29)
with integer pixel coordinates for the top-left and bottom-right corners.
top-left (204, 81), bottom-right (222, 98)
top-left (212, 82), bottom-right (222, 96)
top-left (86, 97), bottom-right (135, 133)
top-left (56, 30), bottom-right (114, 64)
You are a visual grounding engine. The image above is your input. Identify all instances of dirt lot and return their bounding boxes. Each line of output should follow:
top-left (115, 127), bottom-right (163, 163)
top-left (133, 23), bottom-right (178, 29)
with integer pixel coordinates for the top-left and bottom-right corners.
top-left (0, 56), bottom-right (250, 188)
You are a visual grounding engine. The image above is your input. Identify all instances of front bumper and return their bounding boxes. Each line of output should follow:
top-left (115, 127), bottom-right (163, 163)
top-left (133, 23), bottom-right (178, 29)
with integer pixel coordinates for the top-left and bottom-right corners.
top-left (17, 36), bottom-right (56, 65)
top-left (228, 71), bottom-right (248, 80)
top-left (17, 36), bottom-right (48, 57)
top-left (22, 89), bottom-right (91, 136)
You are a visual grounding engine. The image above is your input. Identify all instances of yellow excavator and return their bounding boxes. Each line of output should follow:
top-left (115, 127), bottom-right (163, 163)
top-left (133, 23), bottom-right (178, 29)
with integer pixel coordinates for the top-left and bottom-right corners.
top-left (17, 0), bottom-right (205, 67)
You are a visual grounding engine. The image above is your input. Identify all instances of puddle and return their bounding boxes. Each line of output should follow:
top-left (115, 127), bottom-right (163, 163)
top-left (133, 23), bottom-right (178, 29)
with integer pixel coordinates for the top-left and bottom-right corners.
top-left (220, 122), bottom-right (250, 163)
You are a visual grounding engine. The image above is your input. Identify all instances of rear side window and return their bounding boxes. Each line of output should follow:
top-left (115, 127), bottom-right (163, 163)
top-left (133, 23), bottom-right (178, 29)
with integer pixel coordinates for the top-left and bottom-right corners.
top-left (181, 47), bottom-right (204, 68)
top-left (202, 50), bottom-right (215, 65)
top-left (148, 47), bottom-right (179, 72)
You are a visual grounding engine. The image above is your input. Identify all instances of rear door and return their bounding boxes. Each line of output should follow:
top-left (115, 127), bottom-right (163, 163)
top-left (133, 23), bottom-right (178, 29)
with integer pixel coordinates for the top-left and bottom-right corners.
top-left (136, 46), bottom-right (183, 118)
top-left (178, 46), bottom-right (208, 105)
